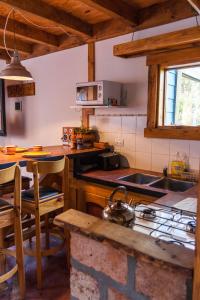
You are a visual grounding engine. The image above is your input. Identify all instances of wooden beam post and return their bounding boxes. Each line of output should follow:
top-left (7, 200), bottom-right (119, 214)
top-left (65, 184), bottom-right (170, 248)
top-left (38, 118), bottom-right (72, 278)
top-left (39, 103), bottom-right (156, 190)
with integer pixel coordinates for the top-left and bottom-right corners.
top-left (82, 42), bottom-right (95, 128)
top-left (193, 177), bottom-right (200, 299)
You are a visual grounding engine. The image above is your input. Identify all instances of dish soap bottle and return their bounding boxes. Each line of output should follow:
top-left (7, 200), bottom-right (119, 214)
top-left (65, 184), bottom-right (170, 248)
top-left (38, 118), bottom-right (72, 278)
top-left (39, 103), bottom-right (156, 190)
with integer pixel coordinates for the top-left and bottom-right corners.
top-left (171, 152), bottom-right (185, 177)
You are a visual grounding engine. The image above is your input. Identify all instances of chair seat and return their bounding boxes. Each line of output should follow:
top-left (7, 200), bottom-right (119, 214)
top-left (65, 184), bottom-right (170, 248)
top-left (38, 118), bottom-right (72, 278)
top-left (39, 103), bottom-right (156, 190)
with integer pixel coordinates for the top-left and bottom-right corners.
top-left (22, 186), bottom-right (61, 202)
top-left (0, 199), bottom-right (13, 212)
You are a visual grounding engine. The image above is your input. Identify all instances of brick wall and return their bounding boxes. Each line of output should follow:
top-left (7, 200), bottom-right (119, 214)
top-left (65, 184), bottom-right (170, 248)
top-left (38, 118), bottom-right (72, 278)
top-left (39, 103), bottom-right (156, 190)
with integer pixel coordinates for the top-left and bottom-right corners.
top-left (70, 232), bottom-right (192, 300)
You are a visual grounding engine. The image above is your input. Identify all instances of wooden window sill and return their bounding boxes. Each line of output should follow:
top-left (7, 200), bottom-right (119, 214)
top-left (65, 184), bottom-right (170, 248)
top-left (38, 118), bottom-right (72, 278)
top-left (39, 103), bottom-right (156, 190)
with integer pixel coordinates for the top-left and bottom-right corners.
top-left (144, 127), bottom-right (200, 140)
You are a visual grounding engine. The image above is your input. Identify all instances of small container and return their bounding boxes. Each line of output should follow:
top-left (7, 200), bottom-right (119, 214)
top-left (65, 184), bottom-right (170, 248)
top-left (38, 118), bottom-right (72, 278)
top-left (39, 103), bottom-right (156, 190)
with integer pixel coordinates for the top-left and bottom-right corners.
top-left (6, 145), bottom-right (16, 155)
top-left (171, 152), bottom-right (185, 177)
top-left (33, 145), bottom-right (43, 152)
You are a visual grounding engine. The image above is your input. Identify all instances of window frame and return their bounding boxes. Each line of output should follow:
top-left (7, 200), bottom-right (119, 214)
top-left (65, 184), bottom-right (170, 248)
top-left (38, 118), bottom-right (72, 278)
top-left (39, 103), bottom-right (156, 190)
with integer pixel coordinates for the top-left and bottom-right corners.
top-left (144, 47), bottom-right (200, 140)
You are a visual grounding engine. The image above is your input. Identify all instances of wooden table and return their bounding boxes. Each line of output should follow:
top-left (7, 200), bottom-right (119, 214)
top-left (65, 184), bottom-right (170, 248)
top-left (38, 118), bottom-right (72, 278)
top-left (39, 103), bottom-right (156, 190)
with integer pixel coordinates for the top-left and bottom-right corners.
top-left (0, 145), bottom-right (103, 166)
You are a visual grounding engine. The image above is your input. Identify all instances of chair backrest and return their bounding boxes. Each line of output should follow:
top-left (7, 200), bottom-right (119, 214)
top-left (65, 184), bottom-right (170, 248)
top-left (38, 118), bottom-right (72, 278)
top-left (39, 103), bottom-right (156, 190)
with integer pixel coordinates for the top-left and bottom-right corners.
top-left (0, 162), bottom-right (17, 185)
top-left (26, 156), bottom-right (65, 175)
top-left (0, 162), bottom-right (21, 208)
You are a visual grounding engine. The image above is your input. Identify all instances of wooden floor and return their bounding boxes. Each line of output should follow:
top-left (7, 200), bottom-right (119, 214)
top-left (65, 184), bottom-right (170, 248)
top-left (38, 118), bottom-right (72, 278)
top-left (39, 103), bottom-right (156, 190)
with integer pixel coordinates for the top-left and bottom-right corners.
top-left (0, 236), bottom-right (70, 300)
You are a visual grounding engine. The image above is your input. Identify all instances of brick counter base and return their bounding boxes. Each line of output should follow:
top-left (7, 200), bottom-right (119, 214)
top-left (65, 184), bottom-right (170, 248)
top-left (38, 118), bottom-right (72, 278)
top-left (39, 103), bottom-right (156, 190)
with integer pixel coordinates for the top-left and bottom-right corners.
top-left (70, 232), bottom-right (192, 300)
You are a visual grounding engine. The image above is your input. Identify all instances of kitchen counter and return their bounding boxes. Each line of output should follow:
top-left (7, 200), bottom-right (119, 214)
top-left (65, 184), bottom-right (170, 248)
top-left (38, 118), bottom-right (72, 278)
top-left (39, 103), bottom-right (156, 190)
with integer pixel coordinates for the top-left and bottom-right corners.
top-left (78, 167), bottom-right (198, 207)
top-left (0, 145), bottom-right (104, 165)
top-left (56, 209), bottom-right (193, 299)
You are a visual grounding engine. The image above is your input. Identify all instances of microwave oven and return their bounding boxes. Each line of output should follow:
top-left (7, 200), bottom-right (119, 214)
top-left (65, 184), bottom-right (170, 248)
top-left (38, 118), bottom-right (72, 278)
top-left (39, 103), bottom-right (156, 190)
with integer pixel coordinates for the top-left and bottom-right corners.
top-left (76, 80), bottom-right (122, 106)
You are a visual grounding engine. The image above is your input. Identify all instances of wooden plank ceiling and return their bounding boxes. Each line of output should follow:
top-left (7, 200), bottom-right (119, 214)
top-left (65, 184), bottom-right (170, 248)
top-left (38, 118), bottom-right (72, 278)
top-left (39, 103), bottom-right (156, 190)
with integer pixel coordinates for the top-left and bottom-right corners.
top-left (0, 0), bottom-right (197, 61)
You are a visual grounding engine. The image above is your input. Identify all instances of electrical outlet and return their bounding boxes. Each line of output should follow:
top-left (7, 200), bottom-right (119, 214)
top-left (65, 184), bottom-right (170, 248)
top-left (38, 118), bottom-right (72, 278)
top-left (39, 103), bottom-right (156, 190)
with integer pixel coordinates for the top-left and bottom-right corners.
top-left (15, 101), bottom-right (22, 111)
top-left (114, 137), bottom-right (124, 147)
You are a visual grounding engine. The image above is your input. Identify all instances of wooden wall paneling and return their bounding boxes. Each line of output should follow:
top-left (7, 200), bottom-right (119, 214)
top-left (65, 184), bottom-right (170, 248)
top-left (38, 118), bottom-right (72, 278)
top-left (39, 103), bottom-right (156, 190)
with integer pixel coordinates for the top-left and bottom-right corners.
top-left (7, 82), bottom-right (35, 98)
top-left (113, 27), bottom-right (200, 58)
top-left (82, 42), bottom-right (95, 128)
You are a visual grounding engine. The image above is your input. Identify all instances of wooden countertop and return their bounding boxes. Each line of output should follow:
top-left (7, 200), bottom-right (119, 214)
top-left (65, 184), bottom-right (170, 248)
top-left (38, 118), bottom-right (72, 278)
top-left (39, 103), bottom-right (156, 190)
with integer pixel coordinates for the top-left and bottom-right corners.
top-left (78, 168), bottom-right (198, 207)
top-left (0, 145), bottom-right (103, 165)
top-left (56, 209), bottom-right (194, 270)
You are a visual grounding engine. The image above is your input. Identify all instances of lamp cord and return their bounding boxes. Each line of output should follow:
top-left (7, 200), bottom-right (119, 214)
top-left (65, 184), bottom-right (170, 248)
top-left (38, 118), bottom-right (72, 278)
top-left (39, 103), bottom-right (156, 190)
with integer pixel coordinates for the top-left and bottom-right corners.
top-left (3, 7), bottom-right (74, 60)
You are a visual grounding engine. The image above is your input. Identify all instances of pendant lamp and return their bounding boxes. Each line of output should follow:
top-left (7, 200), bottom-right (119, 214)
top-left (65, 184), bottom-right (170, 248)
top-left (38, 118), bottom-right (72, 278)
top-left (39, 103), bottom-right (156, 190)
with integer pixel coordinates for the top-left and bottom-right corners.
top-left (0, 50), bottom-right (33, 81)
top-left (0, 10), bottom-right (33, 81)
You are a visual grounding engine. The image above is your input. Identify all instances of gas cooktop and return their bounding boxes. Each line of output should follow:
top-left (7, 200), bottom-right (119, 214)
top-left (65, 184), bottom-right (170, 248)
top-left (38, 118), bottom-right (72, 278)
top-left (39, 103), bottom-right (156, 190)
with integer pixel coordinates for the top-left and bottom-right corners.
top-left (131, 202), bottom-right (196, 250)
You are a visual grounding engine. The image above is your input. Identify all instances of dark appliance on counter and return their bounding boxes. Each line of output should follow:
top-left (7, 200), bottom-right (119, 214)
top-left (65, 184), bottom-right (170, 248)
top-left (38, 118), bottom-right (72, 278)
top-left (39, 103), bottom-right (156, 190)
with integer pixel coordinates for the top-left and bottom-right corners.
top-left (74, 151), bottom-right (120, 176)
top-left (98, 152), bottom-right (120, 171)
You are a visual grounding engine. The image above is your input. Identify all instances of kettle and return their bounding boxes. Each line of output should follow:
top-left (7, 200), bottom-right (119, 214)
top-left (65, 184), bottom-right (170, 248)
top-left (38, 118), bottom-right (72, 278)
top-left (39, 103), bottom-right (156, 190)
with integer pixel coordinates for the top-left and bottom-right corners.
top-left (102, 186), bottom-right (135, 227)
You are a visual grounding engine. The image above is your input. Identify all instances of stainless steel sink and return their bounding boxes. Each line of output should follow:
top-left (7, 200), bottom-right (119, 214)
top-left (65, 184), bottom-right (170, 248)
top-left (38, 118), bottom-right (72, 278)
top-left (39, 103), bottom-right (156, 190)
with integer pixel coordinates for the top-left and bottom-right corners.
top-left (118, 173), bottom-right (160, 185)
top-left (150, 177), bottom-right (195, 192)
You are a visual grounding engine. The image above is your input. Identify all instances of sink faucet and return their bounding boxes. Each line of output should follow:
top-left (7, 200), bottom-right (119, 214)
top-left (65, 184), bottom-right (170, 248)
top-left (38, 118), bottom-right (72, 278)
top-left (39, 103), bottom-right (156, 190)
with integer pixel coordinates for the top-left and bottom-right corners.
top-left (163, 167), bottom-right (168, 177)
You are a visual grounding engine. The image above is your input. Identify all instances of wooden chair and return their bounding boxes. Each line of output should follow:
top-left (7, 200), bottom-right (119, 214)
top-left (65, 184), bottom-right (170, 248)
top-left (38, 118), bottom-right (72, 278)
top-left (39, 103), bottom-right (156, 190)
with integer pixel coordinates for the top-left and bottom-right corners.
top-left (21, 156), bottom-right (69, 289)
top-left (0, 162), bottom-right (25, 299)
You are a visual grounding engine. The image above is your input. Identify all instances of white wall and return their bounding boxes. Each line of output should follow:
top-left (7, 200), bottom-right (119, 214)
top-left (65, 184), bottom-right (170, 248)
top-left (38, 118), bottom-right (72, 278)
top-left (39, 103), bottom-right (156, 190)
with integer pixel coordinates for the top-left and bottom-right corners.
top-left (0, 16), bottom-right (199, 173)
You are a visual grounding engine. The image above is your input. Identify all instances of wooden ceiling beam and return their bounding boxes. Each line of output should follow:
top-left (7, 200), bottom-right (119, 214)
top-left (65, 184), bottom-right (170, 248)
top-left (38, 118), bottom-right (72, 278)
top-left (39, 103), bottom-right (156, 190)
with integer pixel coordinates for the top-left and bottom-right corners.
top-left (79, 0), bottom-right (138, 26)
top-left (0, 34), bottom-right (32, 54)
top-left (113, 26), bottom-right (200, 58)
top-left (186, 0), bottom-right (200, 15)
top-left (92, 0), bottom-right (195, 43)
top-left (136, 0), bottom-right (195, 31)
top-left (0, 50), bottom-right (10, 61)
top-left (0, 0), bottom-right (93, 38)
top-left (0, 16), bottom-right (59, 47)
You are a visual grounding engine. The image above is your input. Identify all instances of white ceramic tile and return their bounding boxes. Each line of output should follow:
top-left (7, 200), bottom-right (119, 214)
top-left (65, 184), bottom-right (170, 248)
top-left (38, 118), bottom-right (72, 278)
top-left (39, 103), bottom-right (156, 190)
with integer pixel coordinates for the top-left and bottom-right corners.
top-left (135, 152), bottom-right (151, 170)
top-left (122, 116), bottom-right (136, 133)
top-left (121, 133), bottom-right (135, 152)
top-left (136, 116), bottom-right (147, 133)
top-left (189, 157), bottom-right (200, 171)
top-left (189, 141), bottom-right (200, 158)
top-left (152, 139), bottom-right (170, 155)
top-left (136, 134), bottom-right (152, 153)
top-left (99, 132), bottom-right (121, 151)
top-left (96, 116), bottom-right (121, 133)
top-left (170, 140), bottom-right (189, 156)
top-left (151, 154), bottom-right (169, 173)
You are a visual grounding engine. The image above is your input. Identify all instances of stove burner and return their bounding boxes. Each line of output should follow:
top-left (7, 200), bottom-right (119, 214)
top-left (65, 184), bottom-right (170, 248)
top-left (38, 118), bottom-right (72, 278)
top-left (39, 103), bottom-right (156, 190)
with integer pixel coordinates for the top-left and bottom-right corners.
top-left (140, 208), bottom-right (156, 220)
top-left (186, 220), bottom-right (196, 234)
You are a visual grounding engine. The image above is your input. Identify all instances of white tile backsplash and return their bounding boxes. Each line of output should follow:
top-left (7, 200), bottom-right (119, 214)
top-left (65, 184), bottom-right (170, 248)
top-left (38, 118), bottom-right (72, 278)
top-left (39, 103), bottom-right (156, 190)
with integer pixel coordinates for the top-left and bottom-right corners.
top-left (122, 116), bottom-right (136, 133)
top-left (170, 140), bottom-right (190, 156)
top-left (151, 154), bottom-right (169, 173)
top-left (189, 141), bottom-right (200, 158)
top-left (96, 116), bottom-right (121, 133)
top-left (152, 139), bottom-right (170, 155)
top-left (95, 115), bottom-right (200, 172)
top-left (136, 116), bottom-right (147, 133)
top-left (135, 152), bottom-right (151, 170)
top-left (136, 134), bottom-right (152, 153)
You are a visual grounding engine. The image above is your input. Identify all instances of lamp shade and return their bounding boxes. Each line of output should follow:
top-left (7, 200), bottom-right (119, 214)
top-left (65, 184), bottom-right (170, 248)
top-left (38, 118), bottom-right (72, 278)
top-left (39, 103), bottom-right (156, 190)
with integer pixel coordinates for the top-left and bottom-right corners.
top-left (0, 50), bottom-right (33, 81)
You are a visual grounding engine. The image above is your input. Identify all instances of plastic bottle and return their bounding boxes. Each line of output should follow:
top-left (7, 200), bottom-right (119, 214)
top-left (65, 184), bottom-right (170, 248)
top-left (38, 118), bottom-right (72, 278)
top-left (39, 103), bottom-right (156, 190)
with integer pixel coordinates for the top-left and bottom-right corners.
top-left (171, 152), bottom-right (185, 177)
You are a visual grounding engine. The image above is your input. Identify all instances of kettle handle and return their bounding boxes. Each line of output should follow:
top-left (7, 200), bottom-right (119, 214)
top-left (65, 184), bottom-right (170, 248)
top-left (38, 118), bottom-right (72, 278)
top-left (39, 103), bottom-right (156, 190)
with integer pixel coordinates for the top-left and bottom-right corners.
top-left (108, 185), bottom-right (128, 207)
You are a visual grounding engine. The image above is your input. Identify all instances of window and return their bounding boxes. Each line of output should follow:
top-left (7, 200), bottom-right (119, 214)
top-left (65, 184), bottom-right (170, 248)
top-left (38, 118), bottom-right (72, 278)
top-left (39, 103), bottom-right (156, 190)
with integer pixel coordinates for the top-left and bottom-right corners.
top-left (161, 65), bottom-right (200, 126)
top-left (144, 47), bottom-right (200, 140)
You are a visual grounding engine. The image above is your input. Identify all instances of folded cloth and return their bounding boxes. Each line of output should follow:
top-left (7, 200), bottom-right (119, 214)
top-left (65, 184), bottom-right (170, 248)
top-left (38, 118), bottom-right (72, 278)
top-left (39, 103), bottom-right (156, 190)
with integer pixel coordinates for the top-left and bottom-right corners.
top-left (22, 186), bottom-right (60, 201)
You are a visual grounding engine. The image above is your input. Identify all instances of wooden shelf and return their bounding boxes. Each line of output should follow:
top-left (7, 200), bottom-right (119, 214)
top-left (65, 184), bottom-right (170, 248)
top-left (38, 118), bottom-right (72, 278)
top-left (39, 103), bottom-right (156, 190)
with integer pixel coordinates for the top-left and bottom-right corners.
top-left (70, 105), bottom-right (126, 109)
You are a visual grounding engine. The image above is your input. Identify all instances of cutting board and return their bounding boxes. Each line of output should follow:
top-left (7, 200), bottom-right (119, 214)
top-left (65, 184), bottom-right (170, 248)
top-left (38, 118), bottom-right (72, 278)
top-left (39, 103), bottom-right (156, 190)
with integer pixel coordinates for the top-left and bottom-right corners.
top-left (23, 151), bottom-right (51, 158)
top-left (173, 197), bottom-right (197, 213)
